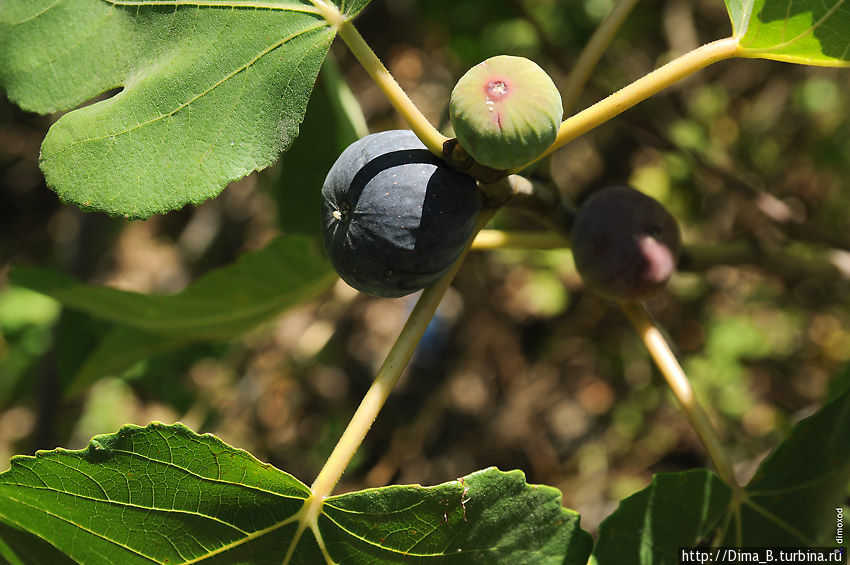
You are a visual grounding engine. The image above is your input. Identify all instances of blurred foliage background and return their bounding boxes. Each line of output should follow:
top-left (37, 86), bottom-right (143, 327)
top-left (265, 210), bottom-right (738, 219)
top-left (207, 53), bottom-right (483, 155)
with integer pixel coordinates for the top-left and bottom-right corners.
top-left (2, 0), bottom-right (850, 532)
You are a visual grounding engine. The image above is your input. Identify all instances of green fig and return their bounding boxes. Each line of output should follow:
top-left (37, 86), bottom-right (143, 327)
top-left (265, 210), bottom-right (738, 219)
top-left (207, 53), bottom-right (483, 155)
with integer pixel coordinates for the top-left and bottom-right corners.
top-left (449, 55), bottom-right (563, 170)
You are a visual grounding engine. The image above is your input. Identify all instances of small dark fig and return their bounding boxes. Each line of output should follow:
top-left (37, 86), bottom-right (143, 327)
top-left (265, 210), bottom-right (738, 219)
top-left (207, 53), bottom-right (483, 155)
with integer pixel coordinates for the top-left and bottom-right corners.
top-left (321, 130), bottom-right (481, 298)
top-left (571, 185), bottom-right (681, 303)
top-left (449, 55), bottom-right (563, 170)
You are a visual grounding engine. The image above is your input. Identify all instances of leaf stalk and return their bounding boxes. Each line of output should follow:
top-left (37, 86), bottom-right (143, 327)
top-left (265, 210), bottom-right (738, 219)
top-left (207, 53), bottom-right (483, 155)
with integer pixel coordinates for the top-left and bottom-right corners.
top-left (333, 20), bottom-right (449, 154)
top-left (560, 0), bottom-right (640, 113)
top-left (512, 36), bottom-right (741, 173)
top-left (620, 302), bottom-right (740, 489)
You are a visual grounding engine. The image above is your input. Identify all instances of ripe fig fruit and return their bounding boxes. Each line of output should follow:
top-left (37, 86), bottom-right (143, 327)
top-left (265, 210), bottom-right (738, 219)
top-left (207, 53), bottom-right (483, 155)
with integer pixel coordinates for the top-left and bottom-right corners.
top-left (321, 130), bottom-right (481, 298)
top-left (571, 185), bottom-right (681, 303)
top-left (449, 55), bottom-right (563, 170)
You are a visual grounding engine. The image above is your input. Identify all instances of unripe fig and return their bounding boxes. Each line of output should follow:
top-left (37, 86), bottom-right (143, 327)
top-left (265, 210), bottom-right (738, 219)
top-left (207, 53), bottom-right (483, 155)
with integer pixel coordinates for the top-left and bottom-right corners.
top-left (571, 185), bottom-right (681, 303)
top-left (321, 130), bottom-right (481, 298)
top-left (449, 55), bottom-right (563, 170)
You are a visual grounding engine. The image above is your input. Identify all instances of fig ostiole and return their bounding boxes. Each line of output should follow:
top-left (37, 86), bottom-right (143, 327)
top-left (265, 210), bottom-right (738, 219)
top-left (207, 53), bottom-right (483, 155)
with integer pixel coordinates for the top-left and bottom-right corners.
top-left (449, 55), bottom-right (563, 170)
top-left (321, 130), bottom-right (482, 298)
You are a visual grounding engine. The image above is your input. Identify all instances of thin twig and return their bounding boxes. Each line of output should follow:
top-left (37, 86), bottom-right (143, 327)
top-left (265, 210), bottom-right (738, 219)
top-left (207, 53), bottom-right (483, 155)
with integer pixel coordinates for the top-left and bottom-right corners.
top-left (337, 22), bottom-right (449, 154)
top-left (472, 230), bottom-right (568, 250)
top-left (679, 241), bottom-right (850, 283)
top-left (561, 0), bottom-right (641, 113)
top-left (315, 0), bottom-right (449, 155)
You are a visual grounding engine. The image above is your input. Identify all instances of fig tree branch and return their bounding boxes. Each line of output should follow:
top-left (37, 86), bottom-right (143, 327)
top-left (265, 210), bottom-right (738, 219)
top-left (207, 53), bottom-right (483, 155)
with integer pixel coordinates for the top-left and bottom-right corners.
top-left (472, 229), bottom-right (569, 250)
top-left (680, 241), bottom-right (850, 283)
top-left (561, 0), bottom-right (641, 113)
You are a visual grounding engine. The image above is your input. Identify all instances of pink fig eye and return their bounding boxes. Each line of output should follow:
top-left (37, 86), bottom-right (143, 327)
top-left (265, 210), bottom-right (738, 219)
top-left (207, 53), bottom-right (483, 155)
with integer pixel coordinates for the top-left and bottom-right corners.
top-left (485, 79), bottom-right (510, 100)
top-left (450, 55), bottom-right (562, 170)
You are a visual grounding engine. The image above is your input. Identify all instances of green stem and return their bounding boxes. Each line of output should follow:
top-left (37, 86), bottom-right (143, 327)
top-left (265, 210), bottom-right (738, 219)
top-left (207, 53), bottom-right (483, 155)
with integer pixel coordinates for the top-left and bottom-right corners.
top-left (308, 209), bottom-right (496, 502)
top-left (313, 0), bottom-right (448, 155)
top-left (561, 0), bottom-right (640, 113)
top-left (510, 36), bottom-right (741, 173)
top-left (289, 211), bottom-right (497, 565)
top-left (620, 302), bottom-right (740, 489)
top-left (472, 229), bottom-right (568, 250)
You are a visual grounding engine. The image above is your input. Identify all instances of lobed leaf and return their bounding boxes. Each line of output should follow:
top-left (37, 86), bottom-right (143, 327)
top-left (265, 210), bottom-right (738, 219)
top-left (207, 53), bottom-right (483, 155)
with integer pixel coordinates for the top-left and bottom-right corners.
top-left (0, 423), bottom-right (593, 564)
top-left (321, 469), bottom-right (593, 564)
top-left (0, 423), bottom-right (312, 564)
top-left (725, 0), bottom-right (850, 66)
top-left (0, 0), bottom-right (369, 218)
top-left (10, 235), bottom-right (337, 394)
top-left (67, 327), bottom-right (195, 395)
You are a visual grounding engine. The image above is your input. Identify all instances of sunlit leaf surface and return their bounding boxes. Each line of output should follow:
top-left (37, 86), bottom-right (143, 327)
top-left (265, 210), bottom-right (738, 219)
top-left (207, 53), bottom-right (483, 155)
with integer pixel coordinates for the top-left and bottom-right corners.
top-left (725, 0), bottom-right (850, 65)
top-left (0, 423), bottom-right (593, 564)
top-left (0, 1), bottom-right (369, 217)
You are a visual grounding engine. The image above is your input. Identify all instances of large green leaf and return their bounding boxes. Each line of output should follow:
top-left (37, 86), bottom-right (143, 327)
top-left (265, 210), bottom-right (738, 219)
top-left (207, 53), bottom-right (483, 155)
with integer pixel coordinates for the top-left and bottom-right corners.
top-left (725, 0), bottom-right (850, 66)
top-left (321, 471), bottom-right (593, 563)
top-left (591, 470), bottom-right (732, 565)
top-left (10, 235), bottom-right (335, 340)
top-left (0, 0), bottom-right (369, 218)
top-left (592, 380), bottom-right (850, 563)
top-left (0, 423), bottom-right (593, 564)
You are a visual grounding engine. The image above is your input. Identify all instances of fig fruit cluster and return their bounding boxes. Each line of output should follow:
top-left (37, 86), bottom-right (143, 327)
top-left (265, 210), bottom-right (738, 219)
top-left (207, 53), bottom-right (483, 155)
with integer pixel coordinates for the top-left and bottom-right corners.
top-left (449, 55), bottom-right (563, 170)
top-left (571, 185), bottom-right (681, 303)
top-left (321, 130), bottom-right (481, 298)
top-left (320, 60), bottom-right (678, 304)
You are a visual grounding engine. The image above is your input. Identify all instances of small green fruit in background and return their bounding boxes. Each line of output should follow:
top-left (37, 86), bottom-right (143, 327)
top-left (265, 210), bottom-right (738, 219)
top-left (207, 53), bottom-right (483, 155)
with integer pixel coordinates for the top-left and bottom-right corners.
top-left (449, 55), bottom-right (563, 170)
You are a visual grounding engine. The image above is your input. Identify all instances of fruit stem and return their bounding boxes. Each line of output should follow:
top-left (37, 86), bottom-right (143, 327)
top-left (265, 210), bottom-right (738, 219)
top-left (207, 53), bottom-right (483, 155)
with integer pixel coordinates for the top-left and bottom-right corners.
top-left (477, 175), bottom-right (577, 234)
top-left (507, 176), bottom-right (577, 233)
top-left (511, 36), bottom-right (741, 172)
top-left (309, 209), bottom-right (497, 502)
top-left (620, 302), bottom-right (740, 489)
top-left (333, 18), bottom-right (450, 155)
top-left (472, 229), bottom-right (569, 250)
top-left (561, 0), bottom-right (640, 113)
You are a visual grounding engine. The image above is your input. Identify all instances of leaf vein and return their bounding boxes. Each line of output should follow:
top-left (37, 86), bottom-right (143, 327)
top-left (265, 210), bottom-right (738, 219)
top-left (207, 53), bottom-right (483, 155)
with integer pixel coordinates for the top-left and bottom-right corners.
top-left (0, 499), bottom-right (162, 564)
top-left (102, 447), bottom-right (310, 500)
top-left (747, 0), bottom-right (848, 53)
top-left (2, 483), bottom-right (252, 535)
top-left (102, 0), bottom-right (322, 15)
top-left (5, 0), bottom-right (62, 24)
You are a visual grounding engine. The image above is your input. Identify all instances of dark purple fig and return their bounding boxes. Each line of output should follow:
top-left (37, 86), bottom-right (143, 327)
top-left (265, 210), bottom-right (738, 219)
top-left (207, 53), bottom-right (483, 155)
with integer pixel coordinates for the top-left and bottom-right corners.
top-left (571, 185), bottom-right (681, 302)
top-left (449, 55), bottom-right (563, 170)
top-left (321, 130), bottom-right (481, 298)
